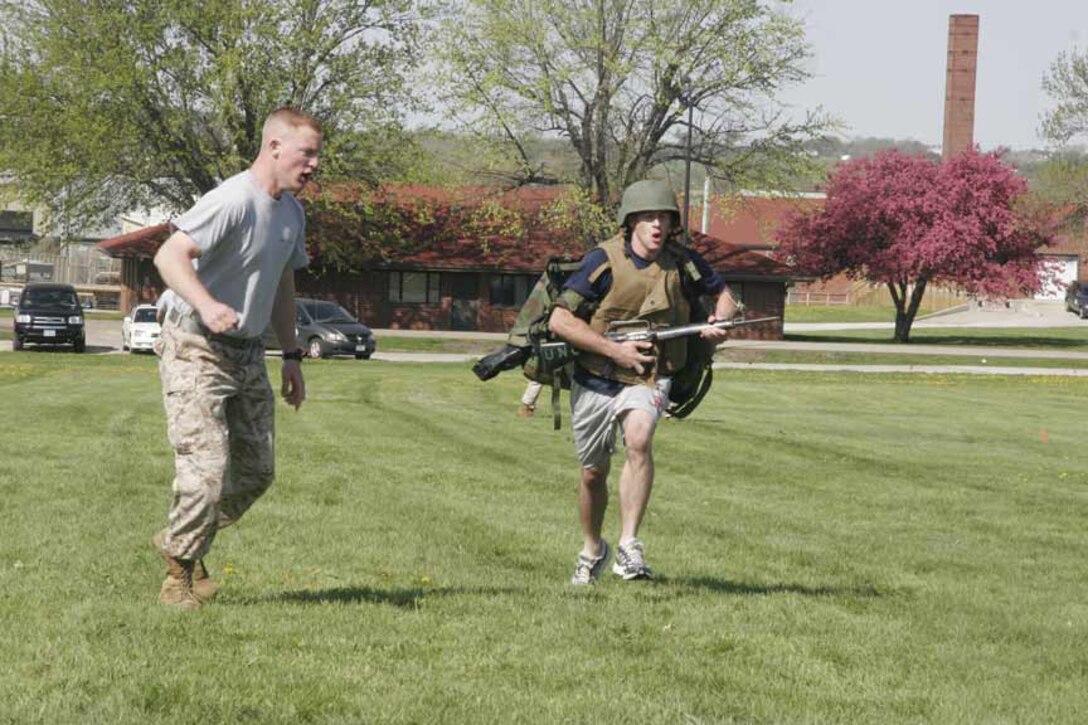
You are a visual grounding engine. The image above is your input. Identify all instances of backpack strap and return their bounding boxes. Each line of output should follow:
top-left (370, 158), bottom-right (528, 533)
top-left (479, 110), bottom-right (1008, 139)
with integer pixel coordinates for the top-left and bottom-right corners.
top-left (669, 367), bottom-right (714, 419)
top-left (551, 370), bottom-right (562, 430)
top-left (587, 259), bottom-right (610, 284)
top-left (665, 237), bottom-right (703, 302)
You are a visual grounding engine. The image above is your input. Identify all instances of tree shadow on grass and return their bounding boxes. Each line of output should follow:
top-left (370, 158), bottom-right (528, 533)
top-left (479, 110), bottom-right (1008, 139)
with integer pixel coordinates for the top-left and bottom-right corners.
top-left (263, 584), bottom-right (522, 608)
top-left (671, 576), bottom-right (886, 599)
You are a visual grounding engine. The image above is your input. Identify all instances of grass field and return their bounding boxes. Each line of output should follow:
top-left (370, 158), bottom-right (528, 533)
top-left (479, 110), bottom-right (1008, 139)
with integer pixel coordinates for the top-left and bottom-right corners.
top-left (378, 335), bottom-right (499, 355)
top-left (783, 304), bottom-right (900, 323)
top-left (1, 354), bottom-right (1087, 723)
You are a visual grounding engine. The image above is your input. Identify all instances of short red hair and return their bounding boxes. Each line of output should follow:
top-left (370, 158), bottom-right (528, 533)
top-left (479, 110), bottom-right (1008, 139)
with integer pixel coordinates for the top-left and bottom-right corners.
top-left (262, 107), bottom-right (322, 141)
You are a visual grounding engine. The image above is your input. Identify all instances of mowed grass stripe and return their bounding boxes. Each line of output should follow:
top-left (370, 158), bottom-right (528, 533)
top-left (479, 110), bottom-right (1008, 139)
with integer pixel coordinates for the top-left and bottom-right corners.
top-left (0, 355), bottom-right (1085, 723)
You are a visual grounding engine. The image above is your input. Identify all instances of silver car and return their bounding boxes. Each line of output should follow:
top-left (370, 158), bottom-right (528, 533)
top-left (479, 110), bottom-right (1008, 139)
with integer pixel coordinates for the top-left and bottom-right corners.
top-left (263, 298), bottom-right (377, 360)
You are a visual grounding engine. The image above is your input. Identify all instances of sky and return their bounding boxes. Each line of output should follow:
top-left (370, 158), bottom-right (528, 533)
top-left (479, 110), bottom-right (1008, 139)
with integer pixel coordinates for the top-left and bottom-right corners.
top-left (778, 0), bottom-right (1088, 150)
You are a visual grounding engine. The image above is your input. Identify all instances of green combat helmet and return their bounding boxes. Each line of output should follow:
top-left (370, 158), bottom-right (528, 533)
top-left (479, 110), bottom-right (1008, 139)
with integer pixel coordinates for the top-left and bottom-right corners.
top-left (615, 179), bottom-right (680, 227)
top-left (612, 179), bottom-right (720, 420)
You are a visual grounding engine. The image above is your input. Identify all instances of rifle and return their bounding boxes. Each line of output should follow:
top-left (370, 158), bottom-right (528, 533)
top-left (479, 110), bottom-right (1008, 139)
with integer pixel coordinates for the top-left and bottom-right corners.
top-left (533, 315), bottom-right (780, 367)
top-left (472, 315), bottom-right (778, 382)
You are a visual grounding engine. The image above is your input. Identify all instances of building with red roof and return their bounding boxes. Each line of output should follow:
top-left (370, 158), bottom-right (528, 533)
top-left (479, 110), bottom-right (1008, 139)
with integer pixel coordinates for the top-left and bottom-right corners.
top-left (690, 192), bottom-right (865, 304)
top-left (97, 184), bottom-right (798, 337)
top-left (693, 193), bottom-right (824, 250)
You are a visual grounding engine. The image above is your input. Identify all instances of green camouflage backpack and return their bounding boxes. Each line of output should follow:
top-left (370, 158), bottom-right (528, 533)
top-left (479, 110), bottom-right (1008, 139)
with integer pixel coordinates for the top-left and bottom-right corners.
top-left (472, 255), bottom-right (594, 389)
top-left (472, 254), bottom-right (606, 429)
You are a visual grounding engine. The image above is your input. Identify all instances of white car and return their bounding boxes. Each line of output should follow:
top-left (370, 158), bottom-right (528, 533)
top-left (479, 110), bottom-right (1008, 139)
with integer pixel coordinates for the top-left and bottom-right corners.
top-left (122, 304), bottom-right (161, 353)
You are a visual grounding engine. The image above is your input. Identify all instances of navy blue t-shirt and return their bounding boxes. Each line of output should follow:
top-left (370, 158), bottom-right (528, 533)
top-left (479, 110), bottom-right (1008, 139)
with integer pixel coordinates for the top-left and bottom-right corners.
top-left (561, 241), bottom-right (729, 394)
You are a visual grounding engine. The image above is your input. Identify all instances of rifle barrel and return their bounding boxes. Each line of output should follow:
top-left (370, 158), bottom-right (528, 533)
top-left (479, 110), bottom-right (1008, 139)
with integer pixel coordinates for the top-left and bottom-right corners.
top-left (641, 316), bottom-right (779, 341)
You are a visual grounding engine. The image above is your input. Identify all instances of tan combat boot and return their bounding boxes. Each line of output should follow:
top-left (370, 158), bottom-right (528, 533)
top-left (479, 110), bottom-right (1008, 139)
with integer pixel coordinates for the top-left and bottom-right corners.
top-left (153, 529), bottom-right (218, 602)
top-left (152, 530), bottom-right (204, 608)
top-left (192, 559), bottom-right (220, 602)
top-left (159, 556), bottom-right (201, 609)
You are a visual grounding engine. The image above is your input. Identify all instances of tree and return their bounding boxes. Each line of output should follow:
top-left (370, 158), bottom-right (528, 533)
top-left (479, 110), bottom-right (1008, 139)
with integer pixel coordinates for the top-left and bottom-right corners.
top-left (1038, 50), bottom-right (1088, 235)
top-left (777, 150), bottom-right (1053, 342)
top-left (1030, 151), bottom-right (1088, 229)
top-left (304, 183), bottom-right (612, 270)
top-left (435, 0), bottom-right (832, 208)
top-left (1041, 49), bottom-right (1088, 147)
top-left (0, 0), bottom-right (424, 232)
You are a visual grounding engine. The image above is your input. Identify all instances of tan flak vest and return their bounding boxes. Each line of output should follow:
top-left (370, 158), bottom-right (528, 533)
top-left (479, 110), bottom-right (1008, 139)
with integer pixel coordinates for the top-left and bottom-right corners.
top-left (578, 234), bottom-right (691, 386)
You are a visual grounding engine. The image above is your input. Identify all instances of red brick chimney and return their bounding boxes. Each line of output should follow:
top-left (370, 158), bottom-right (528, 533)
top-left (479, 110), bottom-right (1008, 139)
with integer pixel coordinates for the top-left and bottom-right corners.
top-left (942, 14), bottom-right (979, 159)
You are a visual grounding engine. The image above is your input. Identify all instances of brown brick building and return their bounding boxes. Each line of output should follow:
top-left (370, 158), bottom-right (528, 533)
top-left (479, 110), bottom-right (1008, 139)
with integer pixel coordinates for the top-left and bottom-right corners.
top-left (98, 185), bottom-right (797, 339)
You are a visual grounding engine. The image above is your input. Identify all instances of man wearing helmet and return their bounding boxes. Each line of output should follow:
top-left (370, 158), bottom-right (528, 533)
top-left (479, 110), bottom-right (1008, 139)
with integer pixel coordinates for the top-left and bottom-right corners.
top-left (548, 179), bottom-right (739, 585)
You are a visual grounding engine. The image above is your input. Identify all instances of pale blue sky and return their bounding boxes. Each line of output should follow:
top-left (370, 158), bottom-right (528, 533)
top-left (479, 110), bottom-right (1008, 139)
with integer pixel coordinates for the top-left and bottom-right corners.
top-left (779, 0), bottom-right (1088, 150)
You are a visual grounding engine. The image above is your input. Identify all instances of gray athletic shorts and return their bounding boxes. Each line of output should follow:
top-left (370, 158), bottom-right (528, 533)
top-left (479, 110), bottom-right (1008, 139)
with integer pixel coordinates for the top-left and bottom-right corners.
top-left (570, 377), bottom-right (672, 469)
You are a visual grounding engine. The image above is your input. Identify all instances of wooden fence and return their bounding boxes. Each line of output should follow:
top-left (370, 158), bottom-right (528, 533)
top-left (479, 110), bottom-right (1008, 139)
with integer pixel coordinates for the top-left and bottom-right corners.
top-left (788, 279), bottom-right (970, 310)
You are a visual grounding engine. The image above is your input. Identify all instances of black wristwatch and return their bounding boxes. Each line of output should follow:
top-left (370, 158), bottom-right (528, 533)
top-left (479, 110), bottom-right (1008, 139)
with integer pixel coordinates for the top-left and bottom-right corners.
top-left (282, 348), bottom-right (304, 362)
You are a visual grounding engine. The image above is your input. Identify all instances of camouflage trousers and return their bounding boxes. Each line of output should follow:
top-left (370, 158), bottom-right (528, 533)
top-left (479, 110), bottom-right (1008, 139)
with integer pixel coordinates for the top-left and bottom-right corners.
top-left (157, 319), bottom-right (274, 561)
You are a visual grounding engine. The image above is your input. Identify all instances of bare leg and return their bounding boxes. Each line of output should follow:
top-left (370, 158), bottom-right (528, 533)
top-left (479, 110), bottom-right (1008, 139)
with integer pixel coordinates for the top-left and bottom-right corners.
top-left (618, 409), bottom-right (656, 544)
top-left (521, 380), bottom-right (543, 407)
top-left (579, 462), bottom-right (610, 556)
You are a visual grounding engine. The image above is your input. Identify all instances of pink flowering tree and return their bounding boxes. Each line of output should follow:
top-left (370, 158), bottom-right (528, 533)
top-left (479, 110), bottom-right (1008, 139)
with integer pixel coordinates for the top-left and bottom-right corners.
top-left (778, 149), bottom-right (1054, 342)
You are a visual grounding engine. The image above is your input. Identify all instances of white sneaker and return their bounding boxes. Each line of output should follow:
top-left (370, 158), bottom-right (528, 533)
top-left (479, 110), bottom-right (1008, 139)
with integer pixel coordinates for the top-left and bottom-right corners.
top-left (612, 538), bottom-right (654, 580)
top-left (570, 540), bottom-right (611, 585)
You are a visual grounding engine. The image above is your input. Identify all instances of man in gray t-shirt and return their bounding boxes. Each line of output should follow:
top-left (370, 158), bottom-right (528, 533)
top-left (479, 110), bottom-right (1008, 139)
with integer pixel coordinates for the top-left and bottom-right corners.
top-left (165, 170), bottom-right (310, 337)
top-left (150, 107), bottom-right (322, 609)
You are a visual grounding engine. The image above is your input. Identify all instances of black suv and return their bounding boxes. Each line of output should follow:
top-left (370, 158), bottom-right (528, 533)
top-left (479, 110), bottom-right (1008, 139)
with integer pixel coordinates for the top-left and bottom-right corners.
top-left (262, 298), bottom-right (377, 360)
top-left (13, 283), bottom-right (86, 352)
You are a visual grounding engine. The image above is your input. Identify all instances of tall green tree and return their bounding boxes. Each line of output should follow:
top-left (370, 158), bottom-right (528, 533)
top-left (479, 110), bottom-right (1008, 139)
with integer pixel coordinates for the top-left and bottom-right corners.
top-left (0, 0), bottom-right (425, 230)
top-left (1041, 49), bottom-right (1088, 146)
top-left (1039, 49), bottom-right (1088, 228)
top-left (1031, 152), bottom-right (1088, 223)
top-left (435, 0), bottom-right (832, 207)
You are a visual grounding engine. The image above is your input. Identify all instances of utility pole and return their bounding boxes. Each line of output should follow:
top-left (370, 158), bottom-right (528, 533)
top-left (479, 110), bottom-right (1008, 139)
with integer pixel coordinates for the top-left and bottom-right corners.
top-left (680, 79), bottom-right (695, 234)
top-left (701, 174), bottom-right (711, 234)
